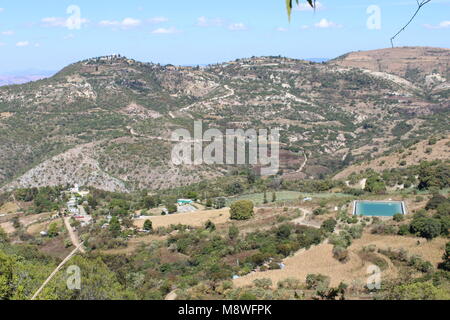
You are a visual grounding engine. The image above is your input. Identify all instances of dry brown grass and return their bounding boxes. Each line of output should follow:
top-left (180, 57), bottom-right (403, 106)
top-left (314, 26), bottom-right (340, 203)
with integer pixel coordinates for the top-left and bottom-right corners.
top-left (133, 208), bottom-right (231, 229)
top-left (233, 232), bottom-right (448, 288)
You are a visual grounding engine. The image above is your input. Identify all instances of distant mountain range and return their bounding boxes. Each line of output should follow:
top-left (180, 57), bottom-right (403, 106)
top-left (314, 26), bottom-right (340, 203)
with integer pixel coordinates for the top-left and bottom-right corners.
top-left (0, 70), bottom-right (56, 87)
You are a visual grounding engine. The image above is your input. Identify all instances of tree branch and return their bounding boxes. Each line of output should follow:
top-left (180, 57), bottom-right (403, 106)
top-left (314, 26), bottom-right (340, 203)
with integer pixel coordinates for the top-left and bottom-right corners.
top-left (390, 0), bottom-right (432, 48)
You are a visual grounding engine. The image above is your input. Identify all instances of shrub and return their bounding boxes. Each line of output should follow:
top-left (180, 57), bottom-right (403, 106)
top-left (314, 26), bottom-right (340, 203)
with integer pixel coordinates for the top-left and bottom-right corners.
top-left (332, 246), bottom-right (349, 262)
top-left (230, 200), bottom-right (254, 220)
top-left (228, 224), bottom-right (239, 240)
top-left (277, 278), bottom-right (302, 290)
top-left (425, 194), bottom-right (448, 210)
top-left (393, 213), bottom-right (404, 222)
top-left (321, 218), bottom-right (337, 233)
top-left (205, 220), bottom-right (216, 231)
top-left (47, 223), bottom-right (59, 238)
top-left (438, 242), bottom-right (450, 271)
top-left (253, 278), bottom-right (272, 289)
top-left (306, 274), bottom-right (330, 290)
top-left (410, 217), bottom-right (442, 240)
top-left (143, 220), bottom-right (153, 231)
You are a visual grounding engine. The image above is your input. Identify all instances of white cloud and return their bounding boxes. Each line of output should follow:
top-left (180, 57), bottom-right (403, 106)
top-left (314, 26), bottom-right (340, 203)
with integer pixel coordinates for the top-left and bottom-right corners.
top-left (228, 23), bottom-right (247, 31)
top-left (300, 25), bottom-right (310, 30)
top-left (16, 41), bottom-right (29, 47)
top-left (0, 42), bottom-right (5, 47)
top-left (424, 20), bottom-right (450, 29)
top-left (276, 27), bottom-right (288, 32)
top-left (1, 30), bottom-right (14, 35)
top-left (151, 27), bottom-right (181, 34)
top-left (148, 16), bottom-right (169, 24)
top-left (42, 17), bottom-right (88, 28)
top-left (196, 16), bottom-right (224, 27)
top-left (0, 8), bottom-right (4, 13)
top-left (295, 1), bottom-right (324, 11)
top-left (99, 18), bottom-right (141, 28)
top-left (314, 18), bottom-right (342, 28)
top-left (63, 34), bottom-right (75, 40)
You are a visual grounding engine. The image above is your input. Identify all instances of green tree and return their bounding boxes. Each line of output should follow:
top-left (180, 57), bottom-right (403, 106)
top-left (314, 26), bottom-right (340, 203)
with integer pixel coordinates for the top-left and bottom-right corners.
top-left (230, 200), bottom-right (254, 220)
top-left (47, 223), bottom-right (59, 238)
top-left (386, 282), bottom-right (449, 300)
top-left (438, 242), bottom-right (450, 271)
top-left (166, 203), bottom-right (177, 214)
top-left (143, 219), bottom-right (153, 231)
top-left (410, 217), bottom-right (442, 240)
top-left (272, 192), bottom-right (277, 203)
top-left (109, 216), bottom-right (121, 237)
top-left (321, 218), bottom-right (337, 233)
top-left (205, 220), bottom-right (216, 231)
top-left (365, 174), bottom-right (386, 194)
top-left (425, 194), bottom-right (448, 210)
top-left (0, 251), bottom-right (15, 300)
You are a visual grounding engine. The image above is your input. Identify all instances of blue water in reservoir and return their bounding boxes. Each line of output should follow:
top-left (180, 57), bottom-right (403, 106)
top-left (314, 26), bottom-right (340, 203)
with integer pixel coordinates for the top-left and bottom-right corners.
top-left (355, 201), bottom-right (404, 217)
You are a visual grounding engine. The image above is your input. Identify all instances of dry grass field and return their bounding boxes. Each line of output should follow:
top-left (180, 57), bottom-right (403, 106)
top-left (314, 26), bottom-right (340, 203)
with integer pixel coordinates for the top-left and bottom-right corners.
top-left (133, 208), bottom-right (231, 229)
top-left (233, 233), bottom-right (448, 288)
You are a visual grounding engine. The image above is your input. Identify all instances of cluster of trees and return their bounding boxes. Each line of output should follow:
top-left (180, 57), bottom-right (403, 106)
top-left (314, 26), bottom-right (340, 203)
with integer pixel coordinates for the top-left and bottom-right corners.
top-left (408, 194), bottom-right (449, 240)
top-left (14, 186), bottom-right (63, 213)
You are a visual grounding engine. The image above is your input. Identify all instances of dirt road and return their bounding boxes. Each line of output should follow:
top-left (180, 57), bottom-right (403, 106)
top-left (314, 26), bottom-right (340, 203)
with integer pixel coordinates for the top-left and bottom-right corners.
top-left (64, 217), bottom-right (85, 254)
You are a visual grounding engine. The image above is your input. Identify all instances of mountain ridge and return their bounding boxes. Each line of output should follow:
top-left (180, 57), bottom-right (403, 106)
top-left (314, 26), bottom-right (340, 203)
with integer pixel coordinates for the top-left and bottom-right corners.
top-left (0, 46), bottom-right (448, 192)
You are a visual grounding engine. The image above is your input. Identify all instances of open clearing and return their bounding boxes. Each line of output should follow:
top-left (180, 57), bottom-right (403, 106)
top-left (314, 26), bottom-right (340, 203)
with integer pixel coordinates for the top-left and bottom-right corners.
top-left (233, 233), bottom-right (447, 288)
top-left (133, 208), bottom-right (231, 229)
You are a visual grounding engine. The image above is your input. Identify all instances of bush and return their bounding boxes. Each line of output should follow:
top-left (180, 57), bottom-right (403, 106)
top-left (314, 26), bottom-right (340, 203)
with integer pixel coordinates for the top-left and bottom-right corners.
top-left (425, 194), bottom-right (448, 210)
top-left (438, 242), bottom-right (450, 271)
top-left (277, 278), bottom-right (302, 290)
top-left (393, 213), bottom-right (404, 222)
top-left (253, 278), bottom-right (272, 289)
top-left (410, 217), bottom-right (442, 240)
top-left (332, 246), bottom-right (349, 262)
top-left (47, 223), bottom-right (59, 238)
top-left (228, 225), bottom-right (239, 240)
top-left (306, 274), bottom-right (330, 290)
top-left (321, 218), bottom-right (337, 233)
top-left (143, 220), bottom-right (153, 231)
top-left (398, 224), bottom-right (410, 236)
top-left (205, 220), bottom-right (216, 231)
top-left (167, 203), bottom-right (177, 214)
top-left (230, 200), bottom-right (254, 220)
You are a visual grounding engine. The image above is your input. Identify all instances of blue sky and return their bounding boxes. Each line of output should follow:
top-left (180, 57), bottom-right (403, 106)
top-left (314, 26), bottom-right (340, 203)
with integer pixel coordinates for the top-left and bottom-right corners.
top-left (0, 0), bottom-right (449, 72)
